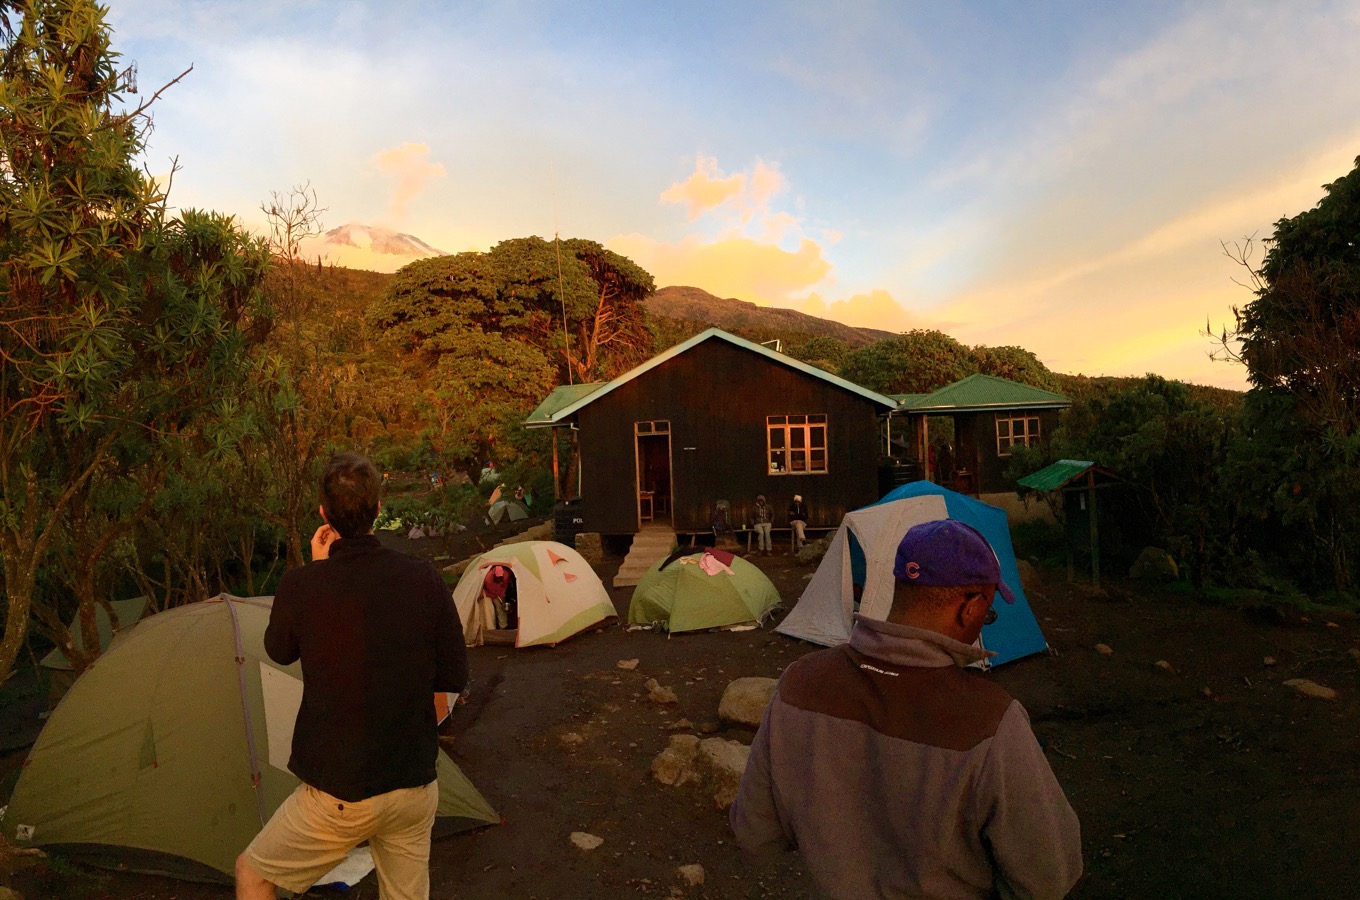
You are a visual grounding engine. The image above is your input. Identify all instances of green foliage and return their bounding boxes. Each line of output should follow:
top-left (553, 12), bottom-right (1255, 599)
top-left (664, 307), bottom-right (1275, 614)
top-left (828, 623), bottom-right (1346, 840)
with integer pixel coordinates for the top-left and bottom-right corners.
top-left (839, 330), bottom-right (973, 394)
top-left (970, 345), bottom-right (1060, 391)
top-left (367, 236), bottom-right (655, 481)
top-left (787, 335), bottom-right (851, 374)
top-left (1222, 155), bottom-right (1360, 594)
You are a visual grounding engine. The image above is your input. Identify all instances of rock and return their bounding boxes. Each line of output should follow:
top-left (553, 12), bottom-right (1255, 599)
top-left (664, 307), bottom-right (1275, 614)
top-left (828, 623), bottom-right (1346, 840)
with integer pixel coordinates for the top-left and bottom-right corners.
top-left (718, 677), bottom-right (778, 726)
top-left (676, 864), bottom-right (706, 886)
top-left (1129, 547), bottom-right (1178, 582)
top-left (1349, 648), bottom-right (1360, 664)
top-left (617, 658), bottom-right (640, 670)
top-left (1154, 660), bottom-right (1176, 674)
top-left (1263, 656), bottom-right (1277, 667)
top-left (1095, 643), bottom-right (1114, 656)
top-left (698, 737), bottom-right (751, 808)
top-left (795, 536), bottom-right (830, 565)
top-left (559, 732), bottom-right (584, 748)
top-left (697, 721), bottom-right (719, 734)
top-left (407, 525), bottom-right (426, 540)
top-left (666, 718), bottom-right (694, 731)
top-left (651, 735), bottom-right (700, 786)
top-left (646, 678), bottom-right (678, 705)
top-left (570, 832), bottom-right (604, 851)
top-left (1284, 678), bottom-right (1337, 700)
top-left (574, 532), bottom-right (605, 565)
top-left (0, 888), bottom-right (22, 900)
top-left (1014, 558), bottom-right (1039, 589)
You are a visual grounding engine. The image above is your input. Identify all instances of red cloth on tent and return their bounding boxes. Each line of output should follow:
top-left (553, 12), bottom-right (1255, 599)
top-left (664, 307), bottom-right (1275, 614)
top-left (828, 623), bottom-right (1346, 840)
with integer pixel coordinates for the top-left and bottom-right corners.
top-left (707, 548), bottom-right (735, 567)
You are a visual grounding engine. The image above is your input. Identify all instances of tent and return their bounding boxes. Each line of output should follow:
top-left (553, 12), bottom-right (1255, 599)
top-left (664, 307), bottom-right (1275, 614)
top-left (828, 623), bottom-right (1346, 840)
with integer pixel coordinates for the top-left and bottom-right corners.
top-left (777, 482), bottom-right (1048, 667)
top-left (628, 550), bottom-right (781, 634)
top-left (40, 596), bottom-right (150, 670)
top-left (2, 594), bottom-right (498, 884)
top-left (452, 541), bottom-right (616, 648)
top-left (40, 596), bottom-right (151, 702)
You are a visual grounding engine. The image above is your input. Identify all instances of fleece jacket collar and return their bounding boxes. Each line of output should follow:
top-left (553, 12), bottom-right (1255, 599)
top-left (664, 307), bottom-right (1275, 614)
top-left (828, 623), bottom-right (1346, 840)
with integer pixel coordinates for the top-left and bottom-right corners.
top-left (849, 613), bottom-right (994, 668)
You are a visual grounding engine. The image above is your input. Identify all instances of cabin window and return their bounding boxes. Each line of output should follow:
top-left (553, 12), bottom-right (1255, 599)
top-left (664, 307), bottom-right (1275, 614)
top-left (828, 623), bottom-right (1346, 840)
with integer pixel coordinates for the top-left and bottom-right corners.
top-left (767, 414), bottom-right (828, 474)
top-left (996, 414), bottom-right (1040, 456)
top-left (635, 420), bottom-right (670, 435)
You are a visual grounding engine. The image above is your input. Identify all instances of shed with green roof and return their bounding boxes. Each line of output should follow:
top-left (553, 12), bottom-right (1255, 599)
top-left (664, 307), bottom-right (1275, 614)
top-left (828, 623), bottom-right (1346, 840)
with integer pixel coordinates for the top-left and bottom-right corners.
top-left (893, 373), bottom-right (1071, 496)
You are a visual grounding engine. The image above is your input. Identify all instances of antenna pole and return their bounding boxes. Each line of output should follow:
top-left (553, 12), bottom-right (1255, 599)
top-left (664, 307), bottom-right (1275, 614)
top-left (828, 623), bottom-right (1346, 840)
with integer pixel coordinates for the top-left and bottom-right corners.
top-left (551, 162), bottom-right (574, 385)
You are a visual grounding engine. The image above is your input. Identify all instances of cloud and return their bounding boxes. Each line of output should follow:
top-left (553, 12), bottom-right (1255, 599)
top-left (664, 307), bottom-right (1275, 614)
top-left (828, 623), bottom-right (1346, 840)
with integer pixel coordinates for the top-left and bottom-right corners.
top-left (797, 290), bottom-right (923, 333)
top-left (659, 156), bottom-right (789, 231)
top-left (373, 142), bottom-right (447, 220)
top-left (659, 156), bottom-right (746, 220)
top-left (609, 232), bottom-right (832, 305)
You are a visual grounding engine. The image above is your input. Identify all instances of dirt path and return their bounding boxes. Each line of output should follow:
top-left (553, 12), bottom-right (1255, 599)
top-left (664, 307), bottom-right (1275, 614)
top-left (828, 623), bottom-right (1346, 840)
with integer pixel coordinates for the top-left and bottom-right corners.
top-left (7, 537), bottom-right (1359, 899)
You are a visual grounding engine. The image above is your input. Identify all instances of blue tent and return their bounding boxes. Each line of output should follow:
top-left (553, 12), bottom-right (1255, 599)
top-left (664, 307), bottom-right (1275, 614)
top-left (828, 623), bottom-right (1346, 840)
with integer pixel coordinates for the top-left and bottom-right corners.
top-left (777, 481), bottom-right (1048, 667)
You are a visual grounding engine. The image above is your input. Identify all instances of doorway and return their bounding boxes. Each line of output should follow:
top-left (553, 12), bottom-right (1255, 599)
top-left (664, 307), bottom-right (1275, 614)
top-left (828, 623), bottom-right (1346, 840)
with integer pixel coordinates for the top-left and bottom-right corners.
top-left (635, 421), bottom-right (672, 527)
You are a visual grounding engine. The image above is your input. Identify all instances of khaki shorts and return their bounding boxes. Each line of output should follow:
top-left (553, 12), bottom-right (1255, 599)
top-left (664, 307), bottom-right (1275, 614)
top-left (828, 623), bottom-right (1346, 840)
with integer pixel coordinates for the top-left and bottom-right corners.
top-left (244, 780), bottom-right (438, 898)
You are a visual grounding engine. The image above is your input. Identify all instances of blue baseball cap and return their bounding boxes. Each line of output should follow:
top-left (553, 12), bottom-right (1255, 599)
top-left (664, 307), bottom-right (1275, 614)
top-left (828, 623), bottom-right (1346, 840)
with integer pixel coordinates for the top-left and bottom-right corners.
top-left (892, 519), bottom-right (1015, 603)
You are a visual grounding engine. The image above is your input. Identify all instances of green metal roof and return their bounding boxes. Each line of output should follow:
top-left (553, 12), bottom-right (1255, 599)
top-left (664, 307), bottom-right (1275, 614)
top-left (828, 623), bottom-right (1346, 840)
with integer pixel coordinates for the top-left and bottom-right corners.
top-left (904, 373), bottom-right (1070, 413)
top-left (525, 327), bottom-right (898, 427)
top-left (524, 382), bottom-right (606, 427)
top-left (1017, 459), bottom-right (1112, 492)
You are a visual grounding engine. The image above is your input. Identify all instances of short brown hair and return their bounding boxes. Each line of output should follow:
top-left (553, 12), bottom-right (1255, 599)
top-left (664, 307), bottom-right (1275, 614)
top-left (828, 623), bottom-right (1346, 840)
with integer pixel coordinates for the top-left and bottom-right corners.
top-left (320, 452), bottom-right (381, 539)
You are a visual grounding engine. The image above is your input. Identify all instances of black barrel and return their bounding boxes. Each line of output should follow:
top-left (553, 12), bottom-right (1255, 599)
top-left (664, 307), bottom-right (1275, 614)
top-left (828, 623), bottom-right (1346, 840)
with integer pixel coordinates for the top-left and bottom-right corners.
top-left (554, 498), bottom-right (584, 548)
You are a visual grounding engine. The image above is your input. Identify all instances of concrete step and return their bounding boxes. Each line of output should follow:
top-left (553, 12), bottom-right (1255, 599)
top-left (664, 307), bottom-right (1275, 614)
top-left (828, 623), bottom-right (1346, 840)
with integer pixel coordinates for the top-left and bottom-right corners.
top-left (613, 529), bottom-right (676, 588)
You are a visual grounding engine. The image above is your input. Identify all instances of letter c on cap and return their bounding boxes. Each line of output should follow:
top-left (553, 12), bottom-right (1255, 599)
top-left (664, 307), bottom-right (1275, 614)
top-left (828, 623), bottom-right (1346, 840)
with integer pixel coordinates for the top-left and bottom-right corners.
top-left (905, 561), bottom-right (920, 579)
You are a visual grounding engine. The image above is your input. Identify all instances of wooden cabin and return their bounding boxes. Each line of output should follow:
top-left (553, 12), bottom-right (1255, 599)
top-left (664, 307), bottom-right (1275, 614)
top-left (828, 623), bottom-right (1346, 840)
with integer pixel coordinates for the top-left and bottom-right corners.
top-left (526, 328), bottom-right (898, 538)
top-left (890, 374), bottom-right (1071, 499)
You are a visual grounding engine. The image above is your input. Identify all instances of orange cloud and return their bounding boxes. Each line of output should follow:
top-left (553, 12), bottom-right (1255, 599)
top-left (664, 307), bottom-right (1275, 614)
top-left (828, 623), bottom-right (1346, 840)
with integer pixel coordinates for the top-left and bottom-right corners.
top-left (659, 156), bottom-right (747, 220)
top-left (609, 233), bottom-right (832, 306)
top-left (373, 142), bottom-right (447, 219)
top-left (798, 289), bottom-right (922, 333)
top-left (660, 156), bottom-right (789, 228)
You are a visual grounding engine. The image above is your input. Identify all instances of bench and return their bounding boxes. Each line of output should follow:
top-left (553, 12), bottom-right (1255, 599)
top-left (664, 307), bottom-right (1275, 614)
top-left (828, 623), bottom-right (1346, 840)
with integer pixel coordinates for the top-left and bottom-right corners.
top-left (744, 525), bottom-right (836, 554)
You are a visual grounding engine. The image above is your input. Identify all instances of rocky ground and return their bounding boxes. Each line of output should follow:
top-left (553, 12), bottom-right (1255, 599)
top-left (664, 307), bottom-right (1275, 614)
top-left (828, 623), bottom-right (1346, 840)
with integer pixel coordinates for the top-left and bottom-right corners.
top-left (6, 522), bottom-right (1360, 899)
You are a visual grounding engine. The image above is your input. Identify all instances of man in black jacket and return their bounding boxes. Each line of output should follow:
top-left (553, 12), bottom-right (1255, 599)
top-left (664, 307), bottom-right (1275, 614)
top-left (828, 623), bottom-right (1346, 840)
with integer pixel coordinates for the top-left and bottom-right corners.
top-left (236, 452), bottom-right (468, 900)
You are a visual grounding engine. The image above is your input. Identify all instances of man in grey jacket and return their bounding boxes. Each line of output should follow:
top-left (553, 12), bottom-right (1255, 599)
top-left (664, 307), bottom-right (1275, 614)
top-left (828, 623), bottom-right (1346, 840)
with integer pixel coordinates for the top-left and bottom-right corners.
top-left (731, 519), bottom-right (1082, 899)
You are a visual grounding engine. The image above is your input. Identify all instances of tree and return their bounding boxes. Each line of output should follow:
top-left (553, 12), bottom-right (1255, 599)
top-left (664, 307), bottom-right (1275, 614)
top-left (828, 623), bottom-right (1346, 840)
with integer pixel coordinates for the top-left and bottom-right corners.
top-left (971, 345), bottom-right (1061, 392)
top-left (787, 335), bottom-right (851, 374)
top-left (366, 237), bottom-right (655, 481)
top-left (838, 330), bottom-right (973, 394)
top-left (1212, 157), bottom-right (1360, 593)
top-left (0, 1), bottom-right (270, 678)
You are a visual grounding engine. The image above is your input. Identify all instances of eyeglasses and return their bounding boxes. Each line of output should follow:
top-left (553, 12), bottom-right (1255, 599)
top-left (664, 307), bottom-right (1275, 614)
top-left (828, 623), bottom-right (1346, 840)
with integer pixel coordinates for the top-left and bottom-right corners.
top-left (983, 606), bottom-right (998, 626)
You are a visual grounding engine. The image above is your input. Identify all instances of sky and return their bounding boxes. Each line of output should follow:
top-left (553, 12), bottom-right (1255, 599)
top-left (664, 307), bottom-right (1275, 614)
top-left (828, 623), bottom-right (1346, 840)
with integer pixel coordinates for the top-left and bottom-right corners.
top-left (103, 0), bottom-right (1360, 389)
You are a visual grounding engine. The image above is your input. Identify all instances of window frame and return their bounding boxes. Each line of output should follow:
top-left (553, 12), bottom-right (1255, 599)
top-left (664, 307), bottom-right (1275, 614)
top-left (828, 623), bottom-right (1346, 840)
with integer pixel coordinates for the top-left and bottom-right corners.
top-left (995, 413), bottom-right (1041, 456)
top-left (767, 414), bottom-right (828, 475)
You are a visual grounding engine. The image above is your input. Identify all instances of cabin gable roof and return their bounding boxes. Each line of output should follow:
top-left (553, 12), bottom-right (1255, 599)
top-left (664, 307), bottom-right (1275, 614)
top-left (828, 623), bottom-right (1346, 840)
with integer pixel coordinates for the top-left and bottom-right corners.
top-left (526, 327), bottom-right (897, 427)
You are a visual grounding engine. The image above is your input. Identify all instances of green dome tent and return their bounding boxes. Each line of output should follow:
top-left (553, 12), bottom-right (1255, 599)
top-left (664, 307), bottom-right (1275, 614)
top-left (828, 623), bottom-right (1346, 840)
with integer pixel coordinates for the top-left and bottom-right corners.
top-left (628, 551), bottom-right (780, 633)
top-left (2, 594), bottom-right (497, 884)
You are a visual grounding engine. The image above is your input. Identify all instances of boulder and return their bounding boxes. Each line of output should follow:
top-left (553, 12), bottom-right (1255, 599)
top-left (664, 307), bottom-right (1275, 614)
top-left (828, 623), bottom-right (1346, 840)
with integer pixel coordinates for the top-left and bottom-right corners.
top-left (676, 864), bottom-right (705, 887)
top-left (698, 737), bottom-right (751, 808)
top-left (651, 735), bottom-right (700, 786)
top-left (574, 532), bottom-right (605, 565)
top-left (718, 677), bottom-right (778, 727)
top-left (616, 658), bottom-right (640, 670)
top-left (1095, 643), bottom-right (1114, 656)
top-left (1129, 547), bottom-right (1178, 582)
